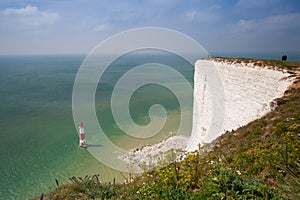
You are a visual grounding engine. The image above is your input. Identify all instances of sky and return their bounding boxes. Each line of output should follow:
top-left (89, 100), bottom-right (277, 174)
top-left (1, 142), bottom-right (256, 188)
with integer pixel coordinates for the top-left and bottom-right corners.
top-left (0, 0), bottom-right (299, 55)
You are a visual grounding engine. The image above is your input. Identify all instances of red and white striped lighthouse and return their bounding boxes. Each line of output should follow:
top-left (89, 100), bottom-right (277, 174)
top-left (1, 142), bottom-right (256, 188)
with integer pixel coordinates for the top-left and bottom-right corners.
top-left (78, 121), bottom-right (87, 148)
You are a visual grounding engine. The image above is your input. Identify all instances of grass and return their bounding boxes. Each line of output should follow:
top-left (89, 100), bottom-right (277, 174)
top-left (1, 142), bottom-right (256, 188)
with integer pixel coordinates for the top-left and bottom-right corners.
top-left (35, 58), bottom-right (300, 200)
top-left (210, 57), bottom-right (300, 73)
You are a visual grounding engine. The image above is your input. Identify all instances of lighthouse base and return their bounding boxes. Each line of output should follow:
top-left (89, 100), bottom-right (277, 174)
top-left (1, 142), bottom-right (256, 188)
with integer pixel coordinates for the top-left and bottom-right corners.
top-left (79, 140), bottom-right (88, 148)
top-left (80, 143), bottom-right (88, 148)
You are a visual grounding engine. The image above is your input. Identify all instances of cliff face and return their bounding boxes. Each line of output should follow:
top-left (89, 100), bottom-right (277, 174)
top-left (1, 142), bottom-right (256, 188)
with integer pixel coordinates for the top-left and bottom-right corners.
top-left (187, 59), bottom-right (292, 151)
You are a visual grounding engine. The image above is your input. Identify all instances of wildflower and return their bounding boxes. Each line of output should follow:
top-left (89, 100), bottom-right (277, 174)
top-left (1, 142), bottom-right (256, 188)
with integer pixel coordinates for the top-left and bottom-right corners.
top-left (236, 170), bottom-right (241, 175)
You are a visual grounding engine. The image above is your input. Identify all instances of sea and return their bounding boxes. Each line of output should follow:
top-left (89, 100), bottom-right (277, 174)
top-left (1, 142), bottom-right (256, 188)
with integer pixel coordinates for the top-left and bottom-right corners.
top-left (0, 51), bottom-right (195, 199)
top-left (0, 52), bottom-right (299, 199)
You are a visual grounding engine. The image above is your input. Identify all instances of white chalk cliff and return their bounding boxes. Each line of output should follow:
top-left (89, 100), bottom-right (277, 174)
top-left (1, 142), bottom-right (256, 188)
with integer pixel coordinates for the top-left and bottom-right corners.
top-left (121, 59), bottom-right (293, 169)
top-left (187, 59), bottom-right (292, 151)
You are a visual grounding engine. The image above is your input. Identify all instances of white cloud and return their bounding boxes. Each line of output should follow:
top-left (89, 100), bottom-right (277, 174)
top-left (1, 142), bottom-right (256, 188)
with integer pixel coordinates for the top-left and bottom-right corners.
top-left (234, 13), bottom-right (300, 33)
top-left (208, 4), bottom-right (221, 12)
top-left (262, 13), bottom-right (300, 29)
top-left (94, 24), bottom-right (109, 32)
top-left (147, 0), bottom-right (181, 5)
top-left (3, 5), bottom-right (38, 15)
top-left (2, 5), bottom-right (60, 26)
top-left (234, 19), bottom-right (256, 32)
top-left (185, 10), bottom-right (220, 23)
top-left (186, 10), bottom-right (197, 21)
top-left (235, 0), bottom-right (282, 9)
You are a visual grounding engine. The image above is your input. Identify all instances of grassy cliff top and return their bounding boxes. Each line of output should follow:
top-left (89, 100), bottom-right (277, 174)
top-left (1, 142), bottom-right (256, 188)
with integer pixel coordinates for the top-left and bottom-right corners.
top-left (36, 58), bottom-right (300, 200)
top-left (208, 56), bottom-right (300, 73)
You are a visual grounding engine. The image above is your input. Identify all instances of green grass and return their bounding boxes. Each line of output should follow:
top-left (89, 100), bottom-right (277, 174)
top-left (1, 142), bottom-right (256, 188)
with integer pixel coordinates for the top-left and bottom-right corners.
top-left (35, 58), bottom-right (300, 200)
top-left (210, 56), bottom-right (300, 72)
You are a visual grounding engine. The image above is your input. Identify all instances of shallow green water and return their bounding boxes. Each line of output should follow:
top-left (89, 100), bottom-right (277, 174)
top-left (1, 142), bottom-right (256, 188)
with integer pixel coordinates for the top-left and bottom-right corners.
top-left (0, 53), bottom-right (194, 199)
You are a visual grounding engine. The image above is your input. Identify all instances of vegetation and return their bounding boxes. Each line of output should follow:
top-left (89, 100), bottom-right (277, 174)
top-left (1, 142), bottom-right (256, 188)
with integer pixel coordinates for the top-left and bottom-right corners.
top-left (210, 57), bottom-right (300, 73)
top-left (36, 58), bottom-right (300, 199)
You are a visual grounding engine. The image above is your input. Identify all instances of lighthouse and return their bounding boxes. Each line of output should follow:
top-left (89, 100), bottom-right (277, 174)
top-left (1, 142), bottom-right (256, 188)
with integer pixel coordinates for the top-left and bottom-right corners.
top-left (78, 121), bottom-right (87, 148)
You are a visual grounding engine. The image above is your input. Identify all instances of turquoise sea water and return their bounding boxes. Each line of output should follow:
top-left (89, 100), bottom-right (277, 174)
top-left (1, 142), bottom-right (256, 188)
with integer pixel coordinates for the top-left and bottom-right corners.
top-left (1, 52), bottom-right (299, 199)
top-left (0, 53), bottom-right (194, 199)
